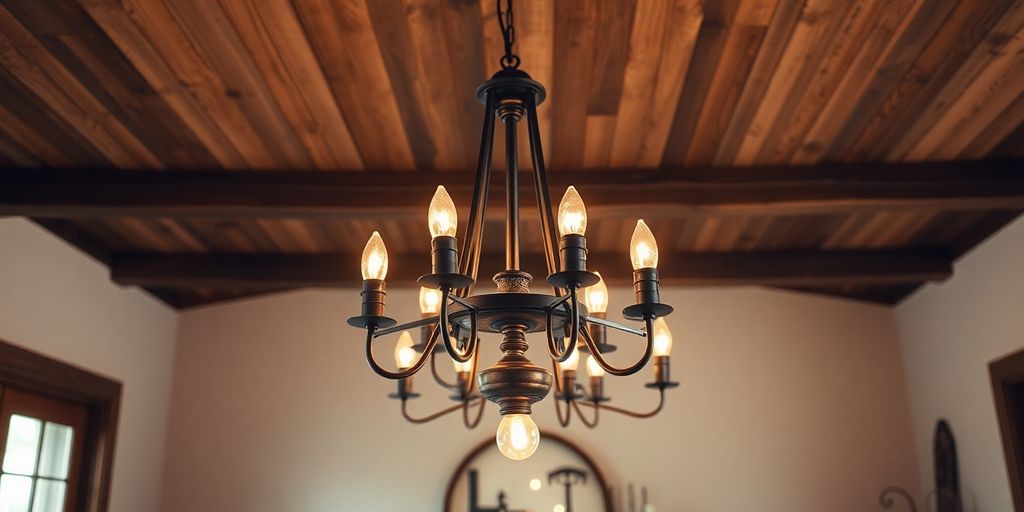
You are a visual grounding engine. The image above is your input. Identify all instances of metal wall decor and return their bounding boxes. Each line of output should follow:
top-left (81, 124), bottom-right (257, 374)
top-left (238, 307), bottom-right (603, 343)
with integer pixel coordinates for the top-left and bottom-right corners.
top-left (348, 0), bottom-right (677, 460)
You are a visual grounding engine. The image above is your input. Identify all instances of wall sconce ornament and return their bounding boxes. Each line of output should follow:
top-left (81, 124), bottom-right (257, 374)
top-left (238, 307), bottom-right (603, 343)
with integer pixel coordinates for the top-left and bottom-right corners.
top-left (348, 0), bottom-right (677, 460)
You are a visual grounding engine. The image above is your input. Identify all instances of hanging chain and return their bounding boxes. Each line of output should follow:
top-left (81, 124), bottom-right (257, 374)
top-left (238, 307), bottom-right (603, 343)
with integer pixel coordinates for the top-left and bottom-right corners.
top-left (497, 0), bottom-right (520, 69)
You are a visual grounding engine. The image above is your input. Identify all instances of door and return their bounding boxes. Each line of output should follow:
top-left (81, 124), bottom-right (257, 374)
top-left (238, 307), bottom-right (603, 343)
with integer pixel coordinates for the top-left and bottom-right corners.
top-left (0, 385), bottom-right (88, 512)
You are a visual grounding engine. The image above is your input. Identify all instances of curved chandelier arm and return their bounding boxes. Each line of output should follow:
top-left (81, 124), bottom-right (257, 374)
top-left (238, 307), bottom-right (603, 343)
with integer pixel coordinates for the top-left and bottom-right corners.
top-left (579, 316), bottom-right (655, 376)
top-left (545, 286), bottom-right (581, 363)
top-left (570, 399), bottom-right (600, 429)
top-left (578, 388), bottom-right (667, 419)
top-left (365, 325), bottom-right (438, 380)
top-left (439, 287), bottom-right (480, 364)
top-left (549, 360), bottom-right (573, 427)
top-left (429, 345), bottom-right (459, 390)
top-left (401, 396), bottom-right (482, 425)
top-left (462, 395), bottom-right (486, 429)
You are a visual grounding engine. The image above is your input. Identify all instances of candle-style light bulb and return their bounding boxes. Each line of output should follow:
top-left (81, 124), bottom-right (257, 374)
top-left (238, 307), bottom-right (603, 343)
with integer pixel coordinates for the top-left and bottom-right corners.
top-left (557, 346), bottom-right (580, 371)
top-left (585, 355), bottom-right (605, 377)
top-left (629, 219), bottom-right (659, 270)
top-left (452, 358), bottom-right (473, 373)
top-left (419, 287), bottom-right (441, 315)
top-left (428, 185), bottom-right (458, 238)
top-left (652, 317), bottom-right (673, 357)
top-left (496, 414), bottom-right (540, 460)
top-left (394, 331), bottom-right (416, 369)
top-left (557, 186), bottom-right (587, 236)
top-left (361, 231), bottom-right (388, 280)
top-left (583, 272), bottom-right (608, 314)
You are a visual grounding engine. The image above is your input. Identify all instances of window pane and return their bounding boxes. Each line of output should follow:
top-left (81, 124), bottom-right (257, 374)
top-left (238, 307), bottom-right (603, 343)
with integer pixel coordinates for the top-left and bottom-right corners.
top-left (2, 416), bottom-right (41, 475)
top-left (30, 480), bottom-right (64, 512)
top-left (0, 474), bottom-right (32, 512)
top-left (37, 424), bottom-right (72, 480)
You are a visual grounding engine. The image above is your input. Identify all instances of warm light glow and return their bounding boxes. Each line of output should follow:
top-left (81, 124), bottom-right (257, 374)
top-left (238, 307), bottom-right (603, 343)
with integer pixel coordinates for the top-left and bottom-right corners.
top-left (529, 478), bottom-right (542, 491)
top-left (361, 231), bottom-right (388, 280)
top-left (496, 414), bottom-right (540, 460)
top-left (583, 272), bottom-right (608, 314)
top-left (428, 185), bottom-right (458, 238)
top-left (652, 317), bottom-right (673, 357)
top-left (558, 346), bottom-right (580, 371)
top-left (394, 332), bottom-right (416, 369)
top-left (419, 287), bottom-right (441, 315)
top-left (586, 355), bottom-right (605, 378)
top-left (452, 357), bottom-right (473, 373)
top-left (554, 505), bottom-right (566, 512)
top-left (557, 186), bottom-right (587, 236)
top-left (629, 219), bottom-right (659, 270)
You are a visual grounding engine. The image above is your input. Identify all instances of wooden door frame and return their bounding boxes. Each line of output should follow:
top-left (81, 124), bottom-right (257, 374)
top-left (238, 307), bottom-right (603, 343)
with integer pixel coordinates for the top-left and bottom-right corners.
top-left (992, 347), bottom-right (1024, 511)
top-left (0, 338), bottom-right (121, 512)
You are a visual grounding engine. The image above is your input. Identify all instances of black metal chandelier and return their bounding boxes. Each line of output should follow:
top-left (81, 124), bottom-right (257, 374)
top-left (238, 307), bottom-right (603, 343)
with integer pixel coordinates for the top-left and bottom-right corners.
top-left (348, 0), bottom-right (677, 460)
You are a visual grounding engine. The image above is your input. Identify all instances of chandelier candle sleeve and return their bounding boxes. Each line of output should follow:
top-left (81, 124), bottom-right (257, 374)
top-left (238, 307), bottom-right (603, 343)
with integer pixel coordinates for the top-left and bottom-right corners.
top-left (360, 232), bottom-right (389, 318)
top-left (630, 220), bottom-right (662, 307)
top-left (429, 186), bottom-right (460, 276)
top-left (652, 318), bottom-right (673, 384)
top-left (557, 187), bottom-right (589, 273)
top-left (586, 355), bottom-right (605, 400)
top-left (395, 332), bottom-right (416, 397)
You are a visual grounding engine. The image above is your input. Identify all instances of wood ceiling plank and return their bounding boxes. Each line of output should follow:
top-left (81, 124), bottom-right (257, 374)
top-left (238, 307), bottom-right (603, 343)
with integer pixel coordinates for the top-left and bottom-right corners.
top-left (217, 0), bottom-right (363, 170)
top-left (0, 5), bottom-right (160, 168)
top-left (292, 0), bottom-right (415, 170)
top-left (515, 0), bottom-right (554, 160)
top-left (839, 0), bottom-right (1014, 160)
top-left (0, 102), bottom-right (72, 167)
top-left (586, 0), bottom-right (637, 115)
top-left (660, 0), bottom-right (742, 167)
top-left (582, 115), bottom-right (615, 169)
top-left (550, 1), bottom-right (598, 170)
top-left (713, 0), bottom-right (804, 166)
top-left (437, 0), bottom-right (487, 171)
top-left (895, 3), bottom-right (1024, 160)
top-left (161, 0), bottom-right (314, 169)
top-left (729, 0), bottom-right (849, 166)
top-left (961, 90), bottom-right (1024, 159)
top-left (2, 0), bottom-right (220, 169)
top-left (108, 249), bottom-right (954, 290)
top-left (757, 0), bottom-right (896, 165)
top-left (0, 134), bottom-right (39, 167)
top-left (80, 0), bottom-right (246, 169)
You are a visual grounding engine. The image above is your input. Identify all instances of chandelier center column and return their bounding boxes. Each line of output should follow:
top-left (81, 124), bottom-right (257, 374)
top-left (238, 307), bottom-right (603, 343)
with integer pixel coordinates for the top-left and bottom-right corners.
top-left (499, 99), bottom-right (525, 272)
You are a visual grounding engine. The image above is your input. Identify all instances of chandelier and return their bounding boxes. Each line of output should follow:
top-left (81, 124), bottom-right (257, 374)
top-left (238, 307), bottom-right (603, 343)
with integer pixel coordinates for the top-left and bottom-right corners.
top-left (348, 0), bottom-right (677, 460)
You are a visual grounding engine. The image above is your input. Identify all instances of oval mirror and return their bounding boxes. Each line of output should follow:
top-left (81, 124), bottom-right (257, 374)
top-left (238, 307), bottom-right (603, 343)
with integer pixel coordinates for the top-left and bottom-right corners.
top-left (444, 432), bottom-right (612, 512)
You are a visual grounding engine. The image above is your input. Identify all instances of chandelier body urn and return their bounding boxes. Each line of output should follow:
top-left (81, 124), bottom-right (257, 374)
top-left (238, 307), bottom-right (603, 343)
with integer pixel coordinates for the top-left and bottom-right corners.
top-left (347, 0), bottom-right (677, 460)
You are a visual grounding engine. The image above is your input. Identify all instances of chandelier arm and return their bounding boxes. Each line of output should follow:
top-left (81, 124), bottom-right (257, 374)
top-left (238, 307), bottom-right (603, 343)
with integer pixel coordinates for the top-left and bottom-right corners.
top-left (429, 344), bottom-right (459, 391)
top-left (545, 308), bottom-right (573, 363)
top-left (525, 94), bottom-right (561, 293)
top-left (439, 287), bottom-right (479, 363)
top-left (462, 395), bottom-right (486, 429)
top-left (580, 388), bottom-right (666, 419)
top-left (463, 340), bottom-right (482, 396)
top-left (365, 325), bottom-right (438, 380)
top-left (460, 90), bottom-right (496, 288)
top-left (579, 316), bottom-right (655, 376)
top-left (570, 399), bottom-right (600, 429)
top-left (401, 396), bottom-right (481, 425)
top-left (583, 315), bottom-right (646, 337)
top-left (549, 359), bottom-right (574, 427)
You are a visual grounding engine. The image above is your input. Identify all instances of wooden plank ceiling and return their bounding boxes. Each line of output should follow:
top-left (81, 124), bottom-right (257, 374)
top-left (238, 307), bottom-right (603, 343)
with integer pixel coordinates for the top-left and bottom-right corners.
top-left (0, 0), bottom-right (1022, 308)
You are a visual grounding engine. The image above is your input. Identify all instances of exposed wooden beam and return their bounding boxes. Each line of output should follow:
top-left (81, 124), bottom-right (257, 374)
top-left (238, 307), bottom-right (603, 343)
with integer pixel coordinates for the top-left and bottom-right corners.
top-left (2, 160), bottom-right (1023, 219)
top-left (109, 249), bottom-right (952, 290)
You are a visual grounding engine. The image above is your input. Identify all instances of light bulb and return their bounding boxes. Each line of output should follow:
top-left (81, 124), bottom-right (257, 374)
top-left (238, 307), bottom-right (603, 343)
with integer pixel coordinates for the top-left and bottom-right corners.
top-left (558, 346), bottom-right (580, 371)
top-left (452, 357), bottom-right (473, 373)
top-left (419, 287), bottom-right (441, 315)
top-left (652, 317), bottom-right (673, 357)
top-left (586, 355), bottom-right (605, 377)
top-left (496, 414), bottom-right (540, 460)
top-left (557, 186), bottom-right (587, 236)
top-left (629, 219), bottom-right (659, 270)
top-left (583, 272), bottom-right (608, 314)
top-left (361, 231), bottom-right (389, 280)
top-left (394, 331), bottom-right (416, 369)
top-left (428, 185), bottom-right (458, 238)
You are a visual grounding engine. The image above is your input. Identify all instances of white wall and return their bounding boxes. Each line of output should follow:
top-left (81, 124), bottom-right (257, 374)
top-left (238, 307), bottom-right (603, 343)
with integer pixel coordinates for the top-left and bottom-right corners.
top-left (896, 216), bottom-right (1024, 511)
top-left (162, 284), bottom-right (920, 511)
top-left (0, 218), bottom-right (178, 512)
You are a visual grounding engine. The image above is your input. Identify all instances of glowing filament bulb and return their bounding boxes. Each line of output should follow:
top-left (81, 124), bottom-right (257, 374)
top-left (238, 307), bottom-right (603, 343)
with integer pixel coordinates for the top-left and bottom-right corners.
top-left (496, 414), bottom-right (540, 460)
top-left (428, 186), bottom-right (458, 238)
top-left (652, 317), bottom-right (673, 357)
top-left (629, 219), bottom-right (659, 270)
top-left (586, 355), bottom-right (605, 377)
top-left (361, 231), bottom-right (388, 280)
top-left (557, 186), bottom-right (587, 236)
top-left (394, 331), bottom-right (416, 369)
top-left (419, 287), bottom-right (441, 315)
top-left (584, 272), bottom-right (608, 314)
top-left (452, 357), bottom-right (473, 373)
top-left (558, 345), bottom-right (580, 371)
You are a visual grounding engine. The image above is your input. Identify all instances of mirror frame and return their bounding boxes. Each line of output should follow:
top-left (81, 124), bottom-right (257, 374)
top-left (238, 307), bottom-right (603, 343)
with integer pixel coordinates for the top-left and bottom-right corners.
top-left (443, 431), bottom-right (614, 512)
